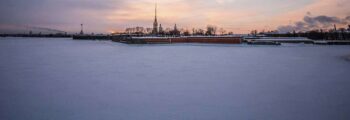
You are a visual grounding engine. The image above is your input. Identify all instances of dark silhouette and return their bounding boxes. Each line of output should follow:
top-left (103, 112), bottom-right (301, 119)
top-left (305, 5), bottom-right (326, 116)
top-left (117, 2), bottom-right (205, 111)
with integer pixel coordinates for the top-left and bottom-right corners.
top-left (262, 28), bottom-right (350, 40)
top-left (206, 25), bottom-right (217, 36)
top-left (80, 24), bottom-right (84, 35)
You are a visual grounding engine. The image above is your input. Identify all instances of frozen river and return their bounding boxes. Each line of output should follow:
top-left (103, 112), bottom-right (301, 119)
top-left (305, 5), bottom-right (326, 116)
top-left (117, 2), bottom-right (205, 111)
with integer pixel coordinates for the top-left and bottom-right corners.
top-left (1, 37), bottom-right (350, 120)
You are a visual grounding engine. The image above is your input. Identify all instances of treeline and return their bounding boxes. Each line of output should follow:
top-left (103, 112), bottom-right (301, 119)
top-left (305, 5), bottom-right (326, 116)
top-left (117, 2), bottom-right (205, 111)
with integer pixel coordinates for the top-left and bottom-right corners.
top-left (265, 30), bottom-right (350, 40)
top-left (125, 25), bottom-right (232, 36)
top-left (0, 33), bottom-right (72, 38)
top-left (252, 26), bottom-right (350, 40)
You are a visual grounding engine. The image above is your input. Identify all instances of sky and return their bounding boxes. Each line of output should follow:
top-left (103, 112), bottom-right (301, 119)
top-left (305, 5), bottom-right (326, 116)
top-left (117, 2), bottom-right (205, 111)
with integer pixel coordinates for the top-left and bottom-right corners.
top-left (0, 0), bottom-right (349, 34)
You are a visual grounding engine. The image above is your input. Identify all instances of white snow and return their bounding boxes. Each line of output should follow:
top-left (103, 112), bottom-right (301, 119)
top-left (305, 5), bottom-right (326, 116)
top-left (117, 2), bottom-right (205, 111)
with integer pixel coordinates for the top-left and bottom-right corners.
top-left (1, 37), bottom-right (350, 120)
top-left (245, 37), bottom-right (312, 42)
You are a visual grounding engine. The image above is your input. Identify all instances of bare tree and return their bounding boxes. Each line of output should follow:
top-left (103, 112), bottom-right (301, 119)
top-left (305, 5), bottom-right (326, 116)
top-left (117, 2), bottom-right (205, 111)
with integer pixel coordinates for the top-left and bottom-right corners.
top-left (218, 28), bottom-right (226, 35)
top-left (206, 25), bottom-right (217, 36)
top-left (193, 28), bottom-right (205, 35)
top-left (183, 30), bottom-right (190, 36)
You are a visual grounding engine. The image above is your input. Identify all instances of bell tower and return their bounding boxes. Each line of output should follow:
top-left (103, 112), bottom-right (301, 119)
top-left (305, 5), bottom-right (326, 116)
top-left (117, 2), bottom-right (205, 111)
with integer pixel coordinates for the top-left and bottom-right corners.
top-left (152, 3), bottom-right (158, 35)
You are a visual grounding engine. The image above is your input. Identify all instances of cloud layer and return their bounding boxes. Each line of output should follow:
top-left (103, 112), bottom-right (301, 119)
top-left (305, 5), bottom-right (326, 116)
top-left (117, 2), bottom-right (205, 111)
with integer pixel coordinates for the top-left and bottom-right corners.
top-left (278, 14), bottom-right (350, 33)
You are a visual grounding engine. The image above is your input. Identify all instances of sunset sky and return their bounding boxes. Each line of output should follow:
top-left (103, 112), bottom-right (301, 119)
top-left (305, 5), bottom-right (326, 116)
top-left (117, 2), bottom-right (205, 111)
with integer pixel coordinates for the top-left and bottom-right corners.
top-left (0, 0), bottom-right (349, 34)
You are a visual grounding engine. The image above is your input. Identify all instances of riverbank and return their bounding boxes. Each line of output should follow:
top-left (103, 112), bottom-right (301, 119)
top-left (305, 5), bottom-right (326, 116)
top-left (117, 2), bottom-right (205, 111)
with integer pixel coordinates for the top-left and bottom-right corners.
top-left (2, 35), bottom-right (350, 45)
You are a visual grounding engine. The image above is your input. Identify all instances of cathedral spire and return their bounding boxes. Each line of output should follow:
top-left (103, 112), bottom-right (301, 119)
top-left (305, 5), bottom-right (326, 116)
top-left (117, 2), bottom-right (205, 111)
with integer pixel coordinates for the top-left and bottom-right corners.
top-left (155, 3), bottom-right (157, 20)
top-left (152, 2), bottom-right (158, 35)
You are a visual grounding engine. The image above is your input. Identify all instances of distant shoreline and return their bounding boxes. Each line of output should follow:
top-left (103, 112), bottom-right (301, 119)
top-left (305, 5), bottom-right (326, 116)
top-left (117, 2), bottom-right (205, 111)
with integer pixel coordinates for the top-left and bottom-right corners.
top-left (2, 35), bottom-right (350, 45)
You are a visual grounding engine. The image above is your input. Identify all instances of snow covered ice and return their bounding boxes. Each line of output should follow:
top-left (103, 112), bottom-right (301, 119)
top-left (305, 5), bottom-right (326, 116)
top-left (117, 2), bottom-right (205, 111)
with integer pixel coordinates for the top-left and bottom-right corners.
top-left (1, 37), bottom-right (350, 120)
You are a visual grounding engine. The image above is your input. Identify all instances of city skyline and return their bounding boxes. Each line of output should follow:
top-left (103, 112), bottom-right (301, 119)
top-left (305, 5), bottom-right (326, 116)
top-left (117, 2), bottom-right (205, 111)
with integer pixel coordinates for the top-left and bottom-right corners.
top-left (0, 0), bottom-right (349, 34)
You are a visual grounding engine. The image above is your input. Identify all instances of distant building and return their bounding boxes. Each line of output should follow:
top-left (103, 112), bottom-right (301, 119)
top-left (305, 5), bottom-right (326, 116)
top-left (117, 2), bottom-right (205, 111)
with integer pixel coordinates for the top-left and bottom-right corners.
top-left (173, 24), bottom-right (180, 35)
top-left (174, 24), bottom-right (178, 32)
top-left (146, 28), bottom-right (152, 34)
top-left (135, 26), bottom-right (144, 33)
top-left (152, 3), bottom-right (158, 35)
top-left (334, 24), bottom-right (337, 31)
top-left (159, 24), bottom-right (163, 33)
top-left (80, 24), bottom-right (84, 35)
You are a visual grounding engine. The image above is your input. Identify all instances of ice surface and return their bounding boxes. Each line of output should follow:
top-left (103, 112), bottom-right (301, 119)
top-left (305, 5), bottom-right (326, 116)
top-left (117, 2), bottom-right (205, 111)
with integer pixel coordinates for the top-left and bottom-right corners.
top-left (1, 37), bottom-right (350, 120)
